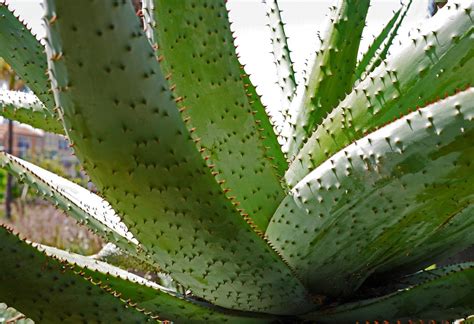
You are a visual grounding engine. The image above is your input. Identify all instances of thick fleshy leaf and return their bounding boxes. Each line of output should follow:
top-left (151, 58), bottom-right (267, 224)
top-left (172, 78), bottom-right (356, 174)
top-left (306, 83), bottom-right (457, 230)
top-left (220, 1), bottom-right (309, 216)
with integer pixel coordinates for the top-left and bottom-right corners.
top-left (0, 90), bottom-right (63, 134)
top-left (92, 242), bottom-right (160, 275)
top-left (354, 0), bottom-right (413, 81)
top-left (0, 4), bottom-right (55, 111)
top-left (286, 1), bottom-right (474, 187)
top-left (240, 68), bottom-right (287, 179)
top-left (142, 0), bottom-right (285, 231)
top-left (372, 205), bottom-right (474, 279)
top-left (2, 153), bottom-right (273, 321)
top-left (0, 152), bottom-right (140, 255)
top-left (264, 0), bottom-right (296, 134)
top-left (0, 225), bottom-right (153, 323)
top-left (1, 226), bottom-right (271, 323)
top-left (43, 0), bottom-right (312, 314)
top-left (354, 8), bottom-right (402, 81)
top-left (266, 89), bottom-right (474, 298)
top-left (284, 0), bottom-right (370, 159)
top-left (304, 263), bottom-right (474, 322)
top-left (38, 244), bottom-right (272, 323)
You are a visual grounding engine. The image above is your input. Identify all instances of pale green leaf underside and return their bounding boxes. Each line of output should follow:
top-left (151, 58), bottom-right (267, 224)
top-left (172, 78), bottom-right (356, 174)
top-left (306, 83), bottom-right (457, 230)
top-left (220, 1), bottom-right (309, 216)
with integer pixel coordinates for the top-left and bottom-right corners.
top-left (267, 89), bottom-right (474, 297)
top-left (43, 0), bottom-right (312, 314)
top-left (0, 90), bottom-right (64, 134)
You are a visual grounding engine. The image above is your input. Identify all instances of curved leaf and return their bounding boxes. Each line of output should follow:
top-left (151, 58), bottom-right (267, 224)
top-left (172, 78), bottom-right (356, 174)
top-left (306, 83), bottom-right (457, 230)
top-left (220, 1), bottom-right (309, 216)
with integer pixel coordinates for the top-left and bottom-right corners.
top-left (0, 225), bottom-right (153, 323)
top-left (267, 89), bottom-right (474, 297)
top-left (355, 8), bottom-right (402, 81)
top-left (304, 263), bottom-right (474, 322)
top-left (286, 1), bottom-right (474, 187)
top-left (0, 90), bottom-right (63, 134)
top-left (264, 0), bottom-right (296, 135)
top-left (284, 0), bottom-right (370, 159)
top-left (355, 0), bottom-right (413, 81)
top-left (39, 244), bottom-right (272, 323)
top-left (43, 0), bottom-right (312, 314)
top-left (0, 152), bottom-right (140, 254)
top-left (0, 4), bottom-right (55, 111)
top-left (143, 0), bottom-right (286, 231)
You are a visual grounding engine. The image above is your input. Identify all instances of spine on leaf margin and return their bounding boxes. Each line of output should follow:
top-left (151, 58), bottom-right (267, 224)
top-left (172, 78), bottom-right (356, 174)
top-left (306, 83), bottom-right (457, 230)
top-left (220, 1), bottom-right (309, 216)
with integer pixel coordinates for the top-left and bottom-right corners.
top-left (286, 1), bottom-right (474, 187)
top-left (283, 0), bottom-right (370, 160)
top-left (43, 0), bottom-right (312, 314)
top-left (143, 0), bottom-right (287, 232)
top-left (264, 0), bottom-right (297, 139)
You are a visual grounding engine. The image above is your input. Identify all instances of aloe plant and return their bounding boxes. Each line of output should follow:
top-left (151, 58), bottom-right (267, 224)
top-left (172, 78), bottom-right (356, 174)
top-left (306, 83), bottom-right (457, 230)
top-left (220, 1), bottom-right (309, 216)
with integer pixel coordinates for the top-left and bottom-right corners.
top-left (0, 0), bottom-right (472, 322)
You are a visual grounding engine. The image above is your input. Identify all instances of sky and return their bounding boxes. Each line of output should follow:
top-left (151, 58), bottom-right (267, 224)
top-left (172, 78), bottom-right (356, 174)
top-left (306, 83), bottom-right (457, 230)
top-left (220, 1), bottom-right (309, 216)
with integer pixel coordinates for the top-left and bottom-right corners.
top-left (4, 0), bottom-right (431, 113)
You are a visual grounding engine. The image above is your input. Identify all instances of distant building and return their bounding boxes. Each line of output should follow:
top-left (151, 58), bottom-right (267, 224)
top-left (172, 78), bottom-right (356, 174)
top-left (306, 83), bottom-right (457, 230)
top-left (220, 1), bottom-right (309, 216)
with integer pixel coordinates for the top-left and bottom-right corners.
top-left (0, 121), bottom-right (80, 177)
top-left (43, 132), bottom-right (79, 175)
top-left (0, 122), bottom-right (43, 158)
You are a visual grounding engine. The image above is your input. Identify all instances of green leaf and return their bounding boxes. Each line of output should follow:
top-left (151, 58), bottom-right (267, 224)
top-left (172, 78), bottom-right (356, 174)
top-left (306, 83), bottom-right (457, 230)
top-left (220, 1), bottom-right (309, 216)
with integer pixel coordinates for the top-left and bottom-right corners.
top-left (143, 0), bottom-right (285, 231)
top-left (355, 0), bottom-right (413, 81)
top-left (43, 0), bottom-right (312, 314)
top-left (0, 225), bottom-right (153, 323)
top-left (304, 263), bottom-right (474, 322)
top-left (0, 90), bottom-right (64, 134)
top-left (264, 0), bottom-right (296, 134)
top-left (354, 9), bottom-right (402, 81)
top-left (284, 0), bottom-right (370, 159)
top-left (240, 68), bottom-right (288, 178)
top-left (372, 205), bottom-right (474, 279)
top-left (38, 244), bottom-right (272, 323)
top-left (266, 89), bottom-right (474, 298)
top-left (0, 152), bottom-right (141, 258)
top-left (92, 243), bottom-right (163, 278)
top-left (0, 4), bottom-right (55, 112)
top-left (286, 1), bottom-right (474, 187)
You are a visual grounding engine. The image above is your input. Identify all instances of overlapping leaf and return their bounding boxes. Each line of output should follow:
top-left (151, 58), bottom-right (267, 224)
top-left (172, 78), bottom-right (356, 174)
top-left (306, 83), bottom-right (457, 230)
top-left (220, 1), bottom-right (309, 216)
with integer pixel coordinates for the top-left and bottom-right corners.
top-left (0, 4), bottom-right (55, 111)
top-left (38, 244), bottom-right (271, 323)
top-left (144, 0), bottom-right (285, 231)
top-left (43, 0), bottom-right (312, 314)
top-left (305, 263), bottom-right (474, 322)
top-left (286, 1), bottom-right (474, 186)
top-left (267, 89), bottom-right (474, 297)
top-left (0, 225), bottom-right (153, 323)
top-left (0, 152), bottom-right (139, 254)
top-left (284, 0), bottom-right (370, 158)
top-left (354, 0), bottom-right (413, 81)
top-left (0, 90), bottom-right (63, 133)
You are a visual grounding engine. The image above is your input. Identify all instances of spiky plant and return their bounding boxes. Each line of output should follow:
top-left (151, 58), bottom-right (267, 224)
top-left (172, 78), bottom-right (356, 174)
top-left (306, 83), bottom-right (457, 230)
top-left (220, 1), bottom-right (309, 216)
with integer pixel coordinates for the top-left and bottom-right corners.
top-left (0, 0), bottom-right (472, 322)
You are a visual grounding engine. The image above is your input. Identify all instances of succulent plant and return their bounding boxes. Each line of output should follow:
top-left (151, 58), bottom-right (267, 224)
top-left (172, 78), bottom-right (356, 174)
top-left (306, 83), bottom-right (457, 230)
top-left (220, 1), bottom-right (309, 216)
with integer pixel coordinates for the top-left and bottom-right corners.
top-left (0, 0), bottom-right (473, 322)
